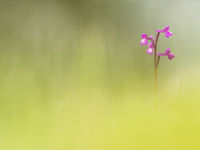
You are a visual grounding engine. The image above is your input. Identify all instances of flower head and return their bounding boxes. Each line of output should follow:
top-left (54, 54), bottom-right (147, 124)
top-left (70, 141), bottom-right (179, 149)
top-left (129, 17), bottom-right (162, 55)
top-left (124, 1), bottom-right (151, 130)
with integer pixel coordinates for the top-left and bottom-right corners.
top-left (168, 53), bottom-right (175, 60)
top-left (147, 42), bottom-right (154, 55)
top-left (156, 26), bottom-right (172, 38)
top-left (140, 33), bottom-right (149, 45)
top-left (157, 48), bottom-right (175, 60)
top-left (140, 33), bottom-right (155, 55)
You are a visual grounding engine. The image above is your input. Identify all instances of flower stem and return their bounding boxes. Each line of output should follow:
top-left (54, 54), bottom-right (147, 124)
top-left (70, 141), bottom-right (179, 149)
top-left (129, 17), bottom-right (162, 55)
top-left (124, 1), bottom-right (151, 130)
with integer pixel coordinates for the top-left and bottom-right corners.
top-left (154, 32), bottom-right (160, 67)
top-left (154, 66), bottom-right (158, 112)
top-left (153, 32), bottom-right (160, 112)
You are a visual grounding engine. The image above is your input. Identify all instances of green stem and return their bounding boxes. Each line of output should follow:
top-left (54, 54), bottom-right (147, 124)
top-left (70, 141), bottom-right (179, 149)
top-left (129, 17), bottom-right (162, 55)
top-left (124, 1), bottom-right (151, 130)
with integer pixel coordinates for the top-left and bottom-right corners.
top-left (153, 32), bottom-right (160, 112)
top-left (154, 66), bottom-right (157, 112)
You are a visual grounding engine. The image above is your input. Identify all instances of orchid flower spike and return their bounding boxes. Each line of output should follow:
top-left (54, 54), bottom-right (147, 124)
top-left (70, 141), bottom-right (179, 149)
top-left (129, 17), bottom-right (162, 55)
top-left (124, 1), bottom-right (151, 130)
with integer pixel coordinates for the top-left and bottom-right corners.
top-left (140, 25), bottom-right (175, 62)
top-left (140, 26), bottom-right (174, 109)
top-left (156, 26), bottom-right (173, 38)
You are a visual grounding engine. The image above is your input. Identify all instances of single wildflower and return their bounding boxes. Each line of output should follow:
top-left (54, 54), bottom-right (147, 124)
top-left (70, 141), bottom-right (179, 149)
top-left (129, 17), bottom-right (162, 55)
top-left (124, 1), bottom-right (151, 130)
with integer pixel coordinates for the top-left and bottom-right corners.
top-left (140, 26), bottom-right (175, 111)
top-left (147, 42), bottom-right (154, 55)
top-left (156, 26), bottom-right (173, 38)
top-left (157, 48), bottom-right (175, 60)
top-left (140, 33), bottom-right (149, 45)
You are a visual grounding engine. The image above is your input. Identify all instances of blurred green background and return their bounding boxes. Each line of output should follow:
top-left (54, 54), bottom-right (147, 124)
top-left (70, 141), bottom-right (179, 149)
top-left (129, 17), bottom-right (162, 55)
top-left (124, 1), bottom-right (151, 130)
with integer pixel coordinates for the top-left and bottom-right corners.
top-left (1, 0), bottom-right (200, 149)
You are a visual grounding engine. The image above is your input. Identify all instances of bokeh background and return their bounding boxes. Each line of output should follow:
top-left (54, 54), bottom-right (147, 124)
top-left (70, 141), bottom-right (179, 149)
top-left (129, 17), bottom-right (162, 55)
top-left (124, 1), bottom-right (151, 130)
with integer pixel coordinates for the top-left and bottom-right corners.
top-left (1, 0), bottom-right (200, 149)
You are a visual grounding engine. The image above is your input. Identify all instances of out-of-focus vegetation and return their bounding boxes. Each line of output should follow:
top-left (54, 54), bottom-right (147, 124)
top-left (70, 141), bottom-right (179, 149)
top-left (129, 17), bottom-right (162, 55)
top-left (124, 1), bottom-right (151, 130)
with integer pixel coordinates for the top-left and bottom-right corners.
top-left (1, 0), bottom-right (200, 149)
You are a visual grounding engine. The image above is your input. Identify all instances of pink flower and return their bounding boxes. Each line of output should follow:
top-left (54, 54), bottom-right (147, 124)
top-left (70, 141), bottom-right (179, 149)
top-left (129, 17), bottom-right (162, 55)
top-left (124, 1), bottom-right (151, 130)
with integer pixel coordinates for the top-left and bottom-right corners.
top-left (156, 26), bottom-right (173, 38)
top-left (140, 26), bottom-right (175, 90)
top-left (140, 33), bottom-right (154, 55)
top-left (140, 33), bottom-right (149, 45)
top-left (147, 42), bottom-right (154, 55)
top-left (157, 48), bottom-right (175, 60)
top-left (168, 53), bottom-right (175, 60)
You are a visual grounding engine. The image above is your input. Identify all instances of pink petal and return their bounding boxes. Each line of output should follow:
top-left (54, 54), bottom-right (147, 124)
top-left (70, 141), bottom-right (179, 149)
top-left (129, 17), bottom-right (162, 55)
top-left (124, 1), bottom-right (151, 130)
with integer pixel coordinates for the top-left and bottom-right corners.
top-left (168, 53), bottom-right (175, 60)
top-left (148, 42), bottom-right (154, 48)
top-left (155, 30), bottom-right (161, 32)
top-left (163, 26), bottom-right (170, 33)
top-left (141, 33), bottom-right (148, 39)
top-left (164, 48), bottom-right (171, 56)
top-left (149, 35), bottom-right (154, 40)
top-left (140, 39), bottom-right (148, 45)
top-left (144, 40), bottom-right (148, 45)
top-left (140, 39), bottom-right (145, 45)
top-left (147, 48), bottom-right (153, 55)
top-left (165, 31), bottom-right (173, 38)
